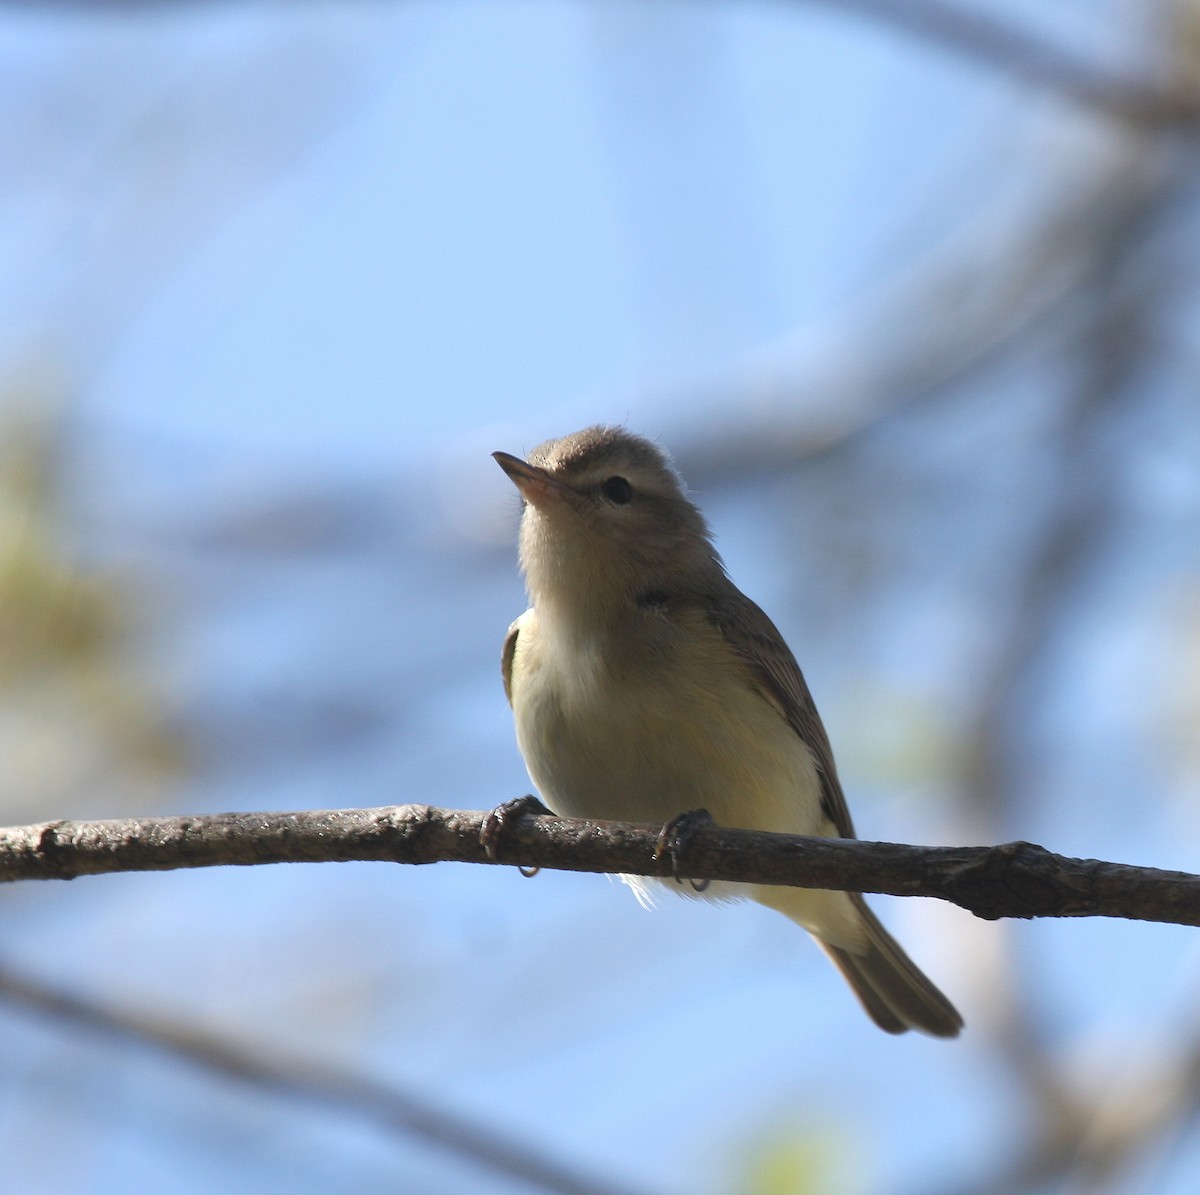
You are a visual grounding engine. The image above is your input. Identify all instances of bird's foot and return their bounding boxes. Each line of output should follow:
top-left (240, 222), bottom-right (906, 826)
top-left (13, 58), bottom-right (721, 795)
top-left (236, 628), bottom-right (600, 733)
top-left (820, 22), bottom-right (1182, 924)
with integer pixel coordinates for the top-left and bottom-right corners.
top-left (654, 808), bottom-right (716, 891)
top-left (480, 795), bottom-right (553, 876)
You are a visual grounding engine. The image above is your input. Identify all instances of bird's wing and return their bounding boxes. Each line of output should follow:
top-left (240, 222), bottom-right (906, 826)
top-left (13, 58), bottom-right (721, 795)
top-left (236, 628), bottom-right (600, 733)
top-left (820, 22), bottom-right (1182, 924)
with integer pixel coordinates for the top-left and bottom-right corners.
top-left (501, 616), bottom-right (522, 707)
top-left (708, 591), bottom-right (855, 839)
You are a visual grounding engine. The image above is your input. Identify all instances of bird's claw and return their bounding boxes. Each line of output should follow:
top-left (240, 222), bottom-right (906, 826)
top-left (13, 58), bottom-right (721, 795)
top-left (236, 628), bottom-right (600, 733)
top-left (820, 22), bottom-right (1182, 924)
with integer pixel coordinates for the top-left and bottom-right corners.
top-left (654, 808), bottom-right (716, 890)
top-left (480, 795), bottom-right (552, 875)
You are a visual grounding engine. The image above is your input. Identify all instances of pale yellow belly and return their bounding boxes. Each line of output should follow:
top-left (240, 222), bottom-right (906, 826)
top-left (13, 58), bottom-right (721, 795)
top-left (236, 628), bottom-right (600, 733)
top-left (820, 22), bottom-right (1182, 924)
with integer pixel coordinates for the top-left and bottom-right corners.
top-left (511, 628), bottom-right (825, 837)
top-left (509, 613), bottom-right (863, 947)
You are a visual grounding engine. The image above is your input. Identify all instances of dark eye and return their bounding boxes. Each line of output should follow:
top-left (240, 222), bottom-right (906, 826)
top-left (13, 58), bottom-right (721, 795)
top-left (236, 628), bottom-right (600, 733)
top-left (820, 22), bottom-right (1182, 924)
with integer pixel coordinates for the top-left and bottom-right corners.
top-left (600, 476), bottom-right (633, 505)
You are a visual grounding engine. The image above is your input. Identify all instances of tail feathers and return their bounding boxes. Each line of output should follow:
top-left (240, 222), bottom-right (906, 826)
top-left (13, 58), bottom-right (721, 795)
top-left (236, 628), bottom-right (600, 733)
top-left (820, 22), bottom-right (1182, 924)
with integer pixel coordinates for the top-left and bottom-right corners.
top-left (818, 894), bottom-right (963, 1038)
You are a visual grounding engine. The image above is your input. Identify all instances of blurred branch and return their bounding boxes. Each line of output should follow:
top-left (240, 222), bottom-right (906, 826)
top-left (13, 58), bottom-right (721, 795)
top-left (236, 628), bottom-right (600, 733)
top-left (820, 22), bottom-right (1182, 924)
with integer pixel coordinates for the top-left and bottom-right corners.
top-left (961, 142), bottom-right (1176, 829)
top-left (807, 0), bottom-right (1200, 126)
top-left (675, 140), bottom-right (1166, 486)
top-left (937, 119), bottom-right (1193, 1195)
top-left (932, 1007), bottom-right (1200, 1195)
top-left (0, 962), bottom-right (658, 1195)
top-left (0, 805), bottom-right (1198, 925)
top-left (8, 1), bottom-right (1195, 127)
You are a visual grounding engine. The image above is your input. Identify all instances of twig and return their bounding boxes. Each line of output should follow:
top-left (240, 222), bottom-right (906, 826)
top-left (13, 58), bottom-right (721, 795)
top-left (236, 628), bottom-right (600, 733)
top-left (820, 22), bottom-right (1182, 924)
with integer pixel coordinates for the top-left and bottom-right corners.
top-left (0, 805), bottom-right (1197, 925)
top-left (0, 963), bottom-right (659, 1195)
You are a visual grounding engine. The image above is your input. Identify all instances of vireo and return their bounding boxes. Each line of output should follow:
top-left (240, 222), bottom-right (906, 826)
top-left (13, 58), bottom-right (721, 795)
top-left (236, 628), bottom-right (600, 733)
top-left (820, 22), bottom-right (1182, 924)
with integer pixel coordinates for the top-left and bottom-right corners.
top-left (494, 425), bottom-right (961, 1037)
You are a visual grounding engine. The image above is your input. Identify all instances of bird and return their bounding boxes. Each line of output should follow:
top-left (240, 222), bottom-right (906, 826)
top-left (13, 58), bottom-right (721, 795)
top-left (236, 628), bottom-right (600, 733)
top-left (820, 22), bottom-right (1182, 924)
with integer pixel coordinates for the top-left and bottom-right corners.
top-left (492, 425), bottom-right (962, 1037)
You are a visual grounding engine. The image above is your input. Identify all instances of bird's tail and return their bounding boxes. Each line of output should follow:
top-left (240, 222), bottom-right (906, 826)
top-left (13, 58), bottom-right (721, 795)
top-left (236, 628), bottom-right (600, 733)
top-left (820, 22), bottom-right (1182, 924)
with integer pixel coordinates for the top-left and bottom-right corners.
top-left (758, 886), bottom-right (963, 1038)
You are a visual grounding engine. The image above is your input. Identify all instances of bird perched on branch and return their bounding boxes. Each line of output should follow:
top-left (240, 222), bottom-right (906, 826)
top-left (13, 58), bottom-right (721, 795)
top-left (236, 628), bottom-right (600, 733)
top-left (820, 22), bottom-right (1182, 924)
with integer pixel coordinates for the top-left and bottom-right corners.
top-left (493, 425), bottom-right (961, 1037)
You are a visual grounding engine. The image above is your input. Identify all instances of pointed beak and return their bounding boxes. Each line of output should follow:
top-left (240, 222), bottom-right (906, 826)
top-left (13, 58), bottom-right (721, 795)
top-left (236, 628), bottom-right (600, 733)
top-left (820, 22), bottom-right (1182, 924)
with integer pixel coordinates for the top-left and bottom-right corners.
top-left (493, 451), bottom-right (577, 508)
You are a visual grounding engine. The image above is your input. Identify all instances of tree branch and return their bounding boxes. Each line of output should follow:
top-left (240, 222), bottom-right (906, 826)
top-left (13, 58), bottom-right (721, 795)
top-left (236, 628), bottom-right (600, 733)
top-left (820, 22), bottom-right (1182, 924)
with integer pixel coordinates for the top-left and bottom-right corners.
top-left (0, 962), bottom-right (658, 1195)
top-left (803, 0), bottom-right (1199, 126)
top-left (8, 0), bottom-right (1195, 126)
top-left (1, 805), bottom-right (1197, 926)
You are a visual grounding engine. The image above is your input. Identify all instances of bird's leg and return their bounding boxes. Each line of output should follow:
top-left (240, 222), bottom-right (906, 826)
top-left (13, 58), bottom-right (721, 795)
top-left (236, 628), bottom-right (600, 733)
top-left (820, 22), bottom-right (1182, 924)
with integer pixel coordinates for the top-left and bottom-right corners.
top-left (479, 794), bottom-right (553, 876)
top-left (654, 808), bottom-right (717, 891)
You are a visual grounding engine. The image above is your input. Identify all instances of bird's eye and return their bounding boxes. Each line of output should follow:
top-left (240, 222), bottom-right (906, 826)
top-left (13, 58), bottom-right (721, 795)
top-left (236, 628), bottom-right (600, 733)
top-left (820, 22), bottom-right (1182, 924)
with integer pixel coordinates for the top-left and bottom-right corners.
top-left (600, 476), bottom-right (633, 505)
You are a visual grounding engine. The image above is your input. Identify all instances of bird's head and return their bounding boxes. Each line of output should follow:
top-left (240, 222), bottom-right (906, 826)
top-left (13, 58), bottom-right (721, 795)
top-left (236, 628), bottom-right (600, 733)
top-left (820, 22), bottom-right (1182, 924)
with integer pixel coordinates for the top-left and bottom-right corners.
top-left (494, 425), bottom-right (721, 616)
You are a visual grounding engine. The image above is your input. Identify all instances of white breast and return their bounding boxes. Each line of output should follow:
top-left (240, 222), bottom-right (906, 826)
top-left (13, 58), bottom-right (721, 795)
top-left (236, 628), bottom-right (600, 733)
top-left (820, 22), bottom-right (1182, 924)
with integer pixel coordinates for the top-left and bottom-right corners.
top-left (508, 606), bottom-right (826, 838)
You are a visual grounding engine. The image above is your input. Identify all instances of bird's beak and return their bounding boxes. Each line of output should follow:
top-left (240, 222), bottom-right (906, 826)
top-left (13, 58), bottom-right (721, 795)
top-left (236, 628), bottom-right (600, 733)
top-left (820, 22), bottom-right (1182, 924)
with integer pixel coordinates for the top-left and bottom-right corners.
top-left (493, 451), bottom-right (577, 509)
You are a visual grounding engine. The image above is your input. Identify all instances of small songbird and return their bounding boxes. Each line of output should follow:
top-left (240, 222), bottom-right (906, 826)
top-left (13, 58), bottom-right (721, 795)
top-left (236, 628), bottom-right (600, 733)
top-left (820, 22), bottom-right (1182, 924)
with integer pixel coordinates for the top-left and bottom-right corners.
top-left (494, 426), bottom-right (961, 1037)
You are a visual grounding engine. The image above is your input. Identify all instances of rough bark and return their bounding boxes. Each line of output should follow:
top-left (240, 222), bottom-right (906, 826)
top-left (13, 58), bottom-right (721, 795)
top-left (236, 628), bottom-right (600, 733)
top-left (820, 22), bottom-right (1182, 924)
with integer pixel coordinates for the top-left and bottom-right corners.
top-left (1, 805), bottom-right (1196, 926)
